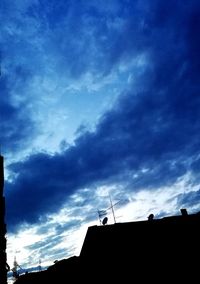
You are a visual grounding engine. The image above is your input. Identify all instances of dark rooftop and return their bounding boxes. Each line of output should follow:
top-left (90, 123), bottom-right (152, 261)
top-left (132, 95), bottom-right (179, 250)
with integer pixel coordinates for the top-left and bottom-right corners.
top-left (15, 209), bottom-right (200, 283)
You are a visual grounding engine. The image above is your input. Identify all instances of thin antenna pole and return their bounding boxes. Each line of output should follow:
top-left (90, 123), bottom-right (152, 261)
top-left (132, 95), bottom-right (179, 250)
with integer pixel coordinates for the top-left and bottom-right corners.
top-left (109, 195), bottom-right (116, 224)
top-left (39, 259), bottom-right (41, 272)
top-left (97, 211), bottom-right (101, 225)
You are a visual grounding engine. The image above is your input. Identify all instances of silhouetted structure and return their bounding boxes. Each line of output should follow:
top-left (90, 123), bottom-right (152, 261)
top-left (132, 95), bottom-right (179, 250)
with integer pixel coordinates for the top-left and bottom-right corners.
top-left (180, 208), bottom-right (188, 216)
top-left (14, 210), bottom-right (200, 283)
top-left (148, 213), bottom-right (154, 220)
top-left (80, 210), bottom-right (200, 282)
top-left (102, 216), bottom-right (108, 225)
top-left (12, 256), bottom-right (22, 281)
top-left (0, 154), bottom-right (8, 284)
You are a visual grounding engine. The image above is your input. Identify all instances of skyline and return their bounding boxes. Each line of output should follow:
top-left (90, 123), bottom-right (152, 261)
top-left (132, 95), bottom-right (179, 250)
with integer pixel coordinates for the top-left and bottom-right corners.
top-left (1, 0), bottom-right (200, 273)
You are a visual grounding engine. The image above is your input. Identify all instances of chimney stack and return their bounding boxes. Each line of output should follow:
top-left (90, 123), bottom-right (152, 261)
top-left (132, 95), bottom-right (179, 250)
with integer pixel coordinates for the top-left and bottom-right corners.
top-left (180, 208), bottom-right (188, 216)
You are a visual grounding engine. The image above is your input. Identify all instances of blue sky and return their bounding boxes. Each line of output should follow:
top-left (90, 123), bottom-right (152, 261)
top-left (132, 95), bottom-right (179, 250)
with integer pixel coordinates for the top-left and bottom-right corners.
top-left (1, 0), bottom-right (200, 273)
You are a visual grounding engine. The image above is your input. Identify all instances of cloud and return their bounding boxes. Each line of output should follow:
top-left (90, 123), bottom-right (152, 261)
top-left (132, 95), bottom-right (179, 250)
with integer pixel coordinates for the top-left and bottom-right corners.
top-left (0, 73), bottom-right (36, 154)
top-left (3, 0), bottom-right (200, 232)
top-left (1, 0), bottom-right (139, 157)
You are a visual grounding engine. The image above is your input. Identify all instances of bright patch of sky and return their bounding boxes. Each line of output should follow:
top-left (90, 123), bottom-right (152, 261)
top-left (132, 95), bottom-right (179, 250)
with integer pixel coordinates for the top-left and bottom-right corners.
top-left (28, 56), bottom-right (145, 155)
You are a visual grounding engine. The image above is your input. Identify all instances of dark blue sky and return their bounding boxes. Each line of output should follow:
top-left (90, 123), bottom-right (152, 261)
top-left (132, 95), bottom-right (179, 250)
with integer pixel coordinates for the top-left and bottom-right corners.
top-left (1, 0), bottom-right (200, 269)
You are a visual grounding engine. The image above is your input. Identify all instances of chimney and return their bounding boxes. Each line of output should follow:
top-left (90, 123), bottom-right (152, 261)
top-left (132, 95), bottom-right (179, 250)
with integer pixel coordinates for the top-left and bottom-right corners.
top-left (180, 208), bottom-right (188, 216)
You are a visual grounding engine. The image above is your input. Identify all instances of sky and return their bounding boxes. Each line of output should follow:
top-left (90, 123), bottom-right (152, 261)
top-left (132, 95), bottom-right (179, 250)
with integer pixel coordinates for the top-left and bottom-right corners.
top-left (1, 0), bottom-right (200, 276)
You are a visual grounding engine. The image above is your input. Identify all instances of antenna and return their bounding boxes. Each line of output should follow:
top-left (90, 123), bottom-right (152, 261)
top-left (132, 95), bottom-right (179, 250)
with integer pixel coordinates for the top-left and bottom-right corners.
top-left (12, 256), bottom-right (22, 280)
top-left (109, 195), bottom-right (116, 223)
top-left (38, 259), bottom-right (41, 272)
top-left (97, 196), bottom-right (122, 225)
top-left (107, 195), bottom-right (121, 224)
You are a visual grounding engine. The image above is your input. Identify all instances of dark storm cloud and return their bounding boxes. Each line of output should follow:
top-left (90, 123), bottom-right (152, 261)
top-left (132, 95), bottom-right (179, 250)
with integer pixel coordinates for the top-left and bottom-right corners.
top-left (4, 0), bottom-right (200, 229)
top-left (0, 73), bottom-right (35, 153)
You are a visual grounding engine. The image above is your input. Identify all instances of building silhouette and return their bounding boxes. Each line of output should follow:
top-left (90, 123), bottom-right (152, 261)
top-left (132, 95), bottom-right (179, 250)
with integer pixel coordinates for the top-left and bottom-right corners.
top-left (14, 209), bottom-right (200, 283)
top-left (0, 154), bottom-right (8, 284)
